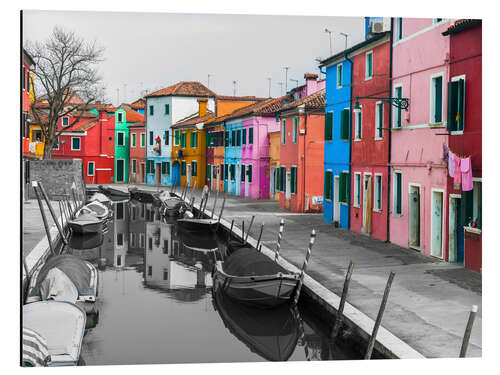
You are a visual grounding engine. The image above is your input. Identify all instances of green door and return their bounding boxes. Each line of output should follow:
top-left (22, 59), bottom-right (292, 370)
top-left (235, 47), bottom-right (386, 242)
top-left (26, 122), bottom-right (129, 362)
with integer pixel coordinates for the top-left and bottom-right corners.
top-left (116, 159), bottom-right (125, 182)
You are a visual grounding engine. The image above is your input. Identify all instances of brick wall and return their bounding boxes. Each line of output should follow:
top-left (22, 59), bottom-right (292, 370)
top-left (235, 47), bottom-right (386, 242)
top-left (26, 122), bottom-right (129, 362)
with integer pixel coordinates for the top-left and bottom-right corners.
top-left (26, 159), bottom-right (85, 200)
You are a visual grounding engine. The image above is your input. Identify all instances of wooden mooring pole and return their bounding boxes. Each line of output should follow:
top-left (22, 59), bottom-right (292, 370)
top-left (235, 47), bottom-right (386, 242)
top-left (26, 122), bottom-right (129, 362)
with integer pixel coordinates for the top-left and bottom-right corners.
top-left (293, 229), bottom-right (316, 306)
top-left (245, 215), bottom-right (255, 243)
top-left (256, 223), bottom-right (264, 249)
top-left (331, 260), bottom-right (355, 338)
top-left (211, 191), bottom-right (219, 219)
top-left (216, 196), bottom-right (226, 230)
top-left (241, 221), bottom-right (245, 244)
top-left (32, 181), bottom-right (55, 255)
top-left (274, 219), bottom-right (285, 262)
top-left (459, 305), bottom-right (478, 358)
top-left (38, 181), bottom-right (67, 245)
top-left (364, 271), bottom-right (396, 360)
top-left (228, 219), bottom-right (234, 241)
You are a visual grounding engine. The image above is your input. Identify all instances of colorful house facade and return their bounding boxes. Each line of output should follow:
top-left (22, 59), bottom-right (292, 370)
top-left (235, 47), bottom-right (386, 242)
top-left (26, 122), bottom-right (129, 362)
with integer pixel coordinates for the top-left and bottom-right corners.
top-left (144, 82), bottom-right (215, 186)
top-left (129, 121), bottom-right (147, 184)
top-left (390, 18), bottom-right (454, 259)
top-left (268, 130), bottom-right (281, 200)
top-left (277, 86), bottom-right (325, 213)
top-left (442, 19), bottom-right (482, 271)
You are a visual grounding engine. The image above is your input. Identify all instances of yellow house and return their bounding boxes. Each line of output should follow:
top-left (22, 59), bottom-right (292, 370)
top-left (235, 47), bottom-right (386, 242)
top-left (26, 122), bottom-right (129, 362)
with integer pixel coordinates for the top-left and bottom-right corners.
top-left (171, 98), bottom-right (211, 189)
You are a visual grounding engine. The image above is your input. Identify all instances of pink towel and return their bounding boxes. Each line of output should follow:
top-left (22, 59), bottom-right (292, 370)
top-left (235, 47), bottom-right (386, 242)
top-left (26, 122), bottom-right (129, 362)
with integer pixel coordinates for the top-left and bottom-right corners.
top-left (461, 157), bottom-right (473, 191)
top-left (453, 157), bottom-right (461, 186)
top-left (448, 152), bottom-right (455, 178)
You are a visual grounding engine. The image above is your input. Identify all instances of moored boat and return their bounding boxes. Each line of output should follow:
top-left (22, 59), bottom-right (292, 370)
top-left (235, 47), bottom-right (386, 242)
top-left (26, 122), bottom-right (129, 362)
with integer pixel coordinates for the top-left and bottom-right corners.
top-left (98, 185), bottom-right (131, 199)
top-left (213, 248), bottom-right (300, 308)
top-left (68, 213), bottom-right (103, 234)
top-left (177, 218), bottom-right (218, 232)
top-left (75, 201), bottom-right (110, 220)
top-left (69, 232), bottom-right (104, 250)
top-left (161, 197), bottom-right (187, 217)
top-left (128, 186), bottom-right (157, 203)
top-left (88, 192), bottom-right (111, 206)
top-left (23, 301), bottom-right (86, 366)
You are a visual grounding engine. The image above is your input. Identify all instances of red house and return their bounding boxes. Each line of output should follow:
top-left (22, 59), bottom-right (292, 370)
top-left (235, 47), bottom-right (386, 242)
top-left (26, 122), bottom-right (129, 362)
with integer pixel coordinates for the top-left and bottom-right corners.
top-left (350, 32), bottom-right (391, 241)
top-left (52, 109), bottom-right (115, 184)
top-left (442, 20), bottom-right (482, 272)
top-left (129, 121), bottom-right (146, 183)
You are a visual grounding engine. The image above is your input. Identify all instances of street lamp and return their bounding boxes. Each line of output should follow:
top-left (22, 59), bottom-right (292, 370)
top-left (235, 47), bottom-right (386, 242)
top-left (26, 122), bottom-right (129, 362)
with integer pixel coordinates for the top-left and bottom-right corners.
top-left (290, 78), bottom-right (299, 88)
top-left (339, 32), bottom-right (349, 49)
top-left (354, 96), bottom-right (409, 113)
top-left (324, 28), bottom-right (333, 55)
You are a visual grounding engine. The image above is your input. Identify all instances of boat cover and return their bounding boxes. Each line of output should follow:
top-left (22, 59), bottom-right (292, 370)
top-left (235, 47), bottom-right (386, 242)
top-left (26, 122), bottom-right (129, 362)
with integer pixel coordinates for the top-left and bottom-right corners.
top-left (39, 268), bottom-right (79, 303)
top-left (23, 327), bottom-right (51, 367)
top-left (32, 255), bottom-right (93, 301)
top-left (71, 213), bottom-right (101, 224)
top-left (223, 249), bottom-right (289, 277)
top-left (85, 202), bottom-right (108, 216)
top-left (89, 192), bottom-right (110, 204)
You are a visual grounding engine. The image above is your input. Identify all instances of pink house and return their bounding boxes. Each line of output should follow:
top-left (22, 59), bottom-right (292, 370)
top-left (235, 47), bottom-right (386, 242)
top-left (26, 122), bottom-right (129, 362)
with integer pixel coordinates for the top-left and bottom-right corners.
top-left (390, 18), bottom-right (455, 260)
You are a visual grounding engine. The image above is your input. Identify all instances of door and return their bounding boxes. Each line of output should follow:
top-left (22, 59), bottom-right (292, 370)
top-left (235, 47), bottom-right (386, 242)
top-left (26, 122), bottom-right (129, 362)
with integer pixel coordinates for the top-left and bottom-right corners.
top-left (285, 171), bottom-right (291, 200)
top-left (116, 159), bottom-right (125, 182)
top-left (362, 175), bottom-right (372, 233)
top-left (236, 163), bottom-right (241, 195)
top-left (186, 164), bottom-right (192, 187)
top-left (449, 197), bottom-right (464, 263)
top-left (245, 165), bottom-right (249, 198)
top-left (228, 165), bottom-right (232, 193)
top-left (270, 168), bottom-right (275, 198)
top-left (431, 191), bottom-right (444, 258)
top-left (409, 186), bottom-right (421, 249)
top-left (216, 165), bottom-right (220, 192)
top-left (140, 163), bottom-right (145, 183)
top-left (155, 163), bottom-right (161, 185)
top-left (334, 175), bottom-right (340, 222)
top-left (172, 162), bottom-right (180, 186)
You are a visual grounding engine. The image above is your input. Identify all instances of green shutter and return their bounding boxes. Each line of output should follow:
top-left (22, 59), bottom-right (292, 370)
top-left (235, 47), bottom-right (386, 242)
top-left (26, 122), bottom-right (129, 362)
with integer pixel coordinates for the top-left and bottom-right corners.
top-left (338, 173), bottom-right (345, 202)
top-left (161, 162), bottom-right (166, 174)
top-left (324, 171), bottom-right (332, 200)
top-left (447, 81), bottom-right (459, 131)
top-left (461, 190), bottom-right (474, 226)
top-left (249, 128), bottom-right (253, 144)
top-left (340, 109), bottom-right (350, 140)
top-left (396, 173), bottom-right (402, 214)
top-left (457, 79), bottom-right (465, 131)
top-left (242, 129), bottom-right (246, 144)
top-left (174, 130), bottom-right (179, 145)
top-left (207, 164), bottom-right (211, 179)
top-left (325, 112), bottom-right (333, 141)
top-left (165, 104), bottom-right (169, 115)
top-left (248, 165), bottom-right (252, 183)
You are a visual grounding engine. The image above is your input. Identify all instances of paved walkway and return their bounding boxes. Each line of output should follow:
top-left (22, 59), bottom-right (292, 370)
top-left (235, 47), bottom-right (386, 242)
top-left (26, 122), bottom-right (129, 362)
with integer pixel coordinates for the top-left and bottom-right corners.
top-left (114, 184), bottom-right (481, 358)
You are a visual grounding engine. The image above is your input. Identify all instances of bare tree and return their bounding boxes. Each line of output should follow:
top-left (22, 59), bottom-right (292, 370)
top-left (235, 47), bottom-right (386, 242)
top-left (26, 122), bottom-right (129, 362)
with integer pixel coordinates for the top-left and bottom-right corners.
top-left (26, 27), bottom-right (105, 159)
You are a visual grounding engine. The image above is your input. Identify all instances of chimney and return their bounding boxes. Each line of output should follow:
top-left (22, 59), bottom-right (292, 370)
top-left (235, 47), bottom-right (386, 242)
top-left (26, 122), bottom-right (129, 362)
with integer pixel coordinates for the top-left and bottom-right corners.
top-left (98, 110), bottom-right (106, 155)
top-left (197, 98), bottom-right (208, 117)
top-left (304, 73), bottom-right (319, 96)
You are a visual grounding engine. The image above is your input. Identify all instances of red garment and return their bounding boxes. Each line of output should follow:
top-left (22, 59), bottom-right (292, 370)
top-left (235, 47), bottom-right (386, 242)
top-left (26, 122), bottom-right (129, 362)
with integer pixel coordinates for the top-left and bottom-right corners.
top-left (461, 157), bottom-right (473, 191)
top-left (453, 157), bottom-right (461, 186)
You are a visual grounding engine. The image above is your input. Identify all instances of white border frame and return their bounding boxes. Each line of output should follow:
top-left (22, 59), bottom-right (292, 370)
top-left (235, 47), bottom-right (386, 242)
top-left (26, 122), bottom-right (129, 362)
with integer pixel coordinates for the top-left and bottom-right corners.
top-left (117, 131), bottom-right (125, 146)
top-left (324, 169), bottom-right (333, 202)
top-left (336, 62), bottom-right (343, 88)
top-left (393, 84), bottom-right (403, 128)
top-left (408, 182), bottom-right (422, 250)
top-left (365, 50), bottom-right (373, 80)
top-left (354, 106), bottom-right (362, 141)
top-left (116, 158), bottom-right (126, 182)
top-left (87, 161), bottom-right (95, 176)
top-left (70, 136), bottom-right (81, 151)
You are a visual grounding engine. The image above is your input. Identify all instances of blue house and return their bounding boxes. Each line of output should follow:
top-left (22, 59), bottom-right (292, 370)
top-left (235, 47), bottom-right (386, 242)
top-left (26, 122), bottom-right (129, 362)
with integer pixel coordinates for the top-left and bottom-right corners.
top-left (224, 119), bottom-right (243, 195)
top-left (320, 53), bottom-right (352, 229)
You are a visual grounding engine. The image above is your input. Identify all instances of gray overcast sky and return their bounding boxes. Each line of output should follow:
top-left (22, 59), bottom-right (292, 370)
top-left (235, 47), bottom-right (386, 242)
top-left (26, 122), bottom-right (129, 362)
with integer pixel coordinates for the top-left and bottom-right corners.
top-left (23, 10), bottom-right (365, 105)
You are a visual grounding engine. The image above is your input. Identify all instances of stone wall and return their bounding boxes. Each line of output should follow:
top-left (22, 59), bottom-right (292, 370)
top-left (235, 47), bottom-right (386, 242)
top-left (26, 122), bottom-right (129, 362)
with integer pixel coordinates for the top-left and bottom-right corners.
top-left (26, 159), bottom-right (85, 200)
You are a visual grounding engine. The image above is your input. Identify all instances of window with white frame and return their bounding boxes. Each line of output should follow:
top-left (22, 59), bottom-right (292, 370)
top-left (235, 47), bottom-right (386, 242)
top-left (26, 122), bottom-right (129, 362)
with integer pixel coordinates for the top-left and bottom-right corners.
top-left (130, 233), bottom-right (137, 247)
top-left (88, 161), bottom-right (95, 176)
top-left (117, 131), bottom-right (125, 146)
top-left (395, 18), bottom-right (403, 41)
top-left (281, 120), bottom-right (286, 144)
top-left (393, 86), bottom-right (403, 128)
top-left (174, 129), bottom-right (180, 146)
top-left (132, 159), bottom-right (137, 173)
top-left (374, 174), bottom-right (382, 211)
top-left (430, 73), bottom-right (443, 123)
top-left (71, 137), bottom-right (81, 150)
top-left (140, 133), bottom-right (145, 147)
top-left (131, 133), bottom-right (137, 147)
top-left (62, 116), bottom-right (69, 127)
top-left (292, 118), bottom-right (298, 144)
top-left (337, 63), bottom-right (343, 88)
top-left (375, 102), bottom-right (383, 139)
top-left (355, 108), bottom-right (362, 140)
top-left (140, 233), bottom-right (145, 248)
top-left (117, 112), bottom-right (124, 123)
top-left (393, 171), bottom-right (402, 215)
top-left (354, 173), bottom-right (361, 207)
top-left (117, 233), bottom-right (124, 246)
top-left (365, 51), bottom-right (373, 80)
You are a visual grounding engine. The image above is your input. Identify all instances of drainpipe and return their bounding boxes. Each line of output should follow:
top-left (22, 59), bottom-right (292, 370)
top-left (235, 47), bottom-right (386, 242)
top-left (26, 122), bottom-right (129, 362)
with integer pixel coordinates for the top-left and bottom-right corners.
top-left (344, 51), bottom-right (354, 229)
top-left (386, 18), bottom-right (394, 243)
top-left (299, 105), bottom-right (306, 212)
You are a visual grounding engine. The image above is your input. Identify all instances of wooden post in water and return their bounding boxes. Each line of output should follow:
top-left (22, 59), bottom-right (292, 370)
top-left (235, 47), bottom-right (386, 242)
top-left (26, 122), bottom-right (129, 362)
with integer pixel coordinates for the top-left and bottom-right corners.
top-left (274, 219), bottom-right (285, 262)
top-left (241, 221), bottom-right (245, 244)
top-left (211, 191), bottom-right (219, 219)
top-left (256, 223), bottom-right (264, 249)
top-left (216, 196), bottom-right (226, 230)
top-left (189, 181), bottom-right (197, 201)
top-left (364, 271), bottom-right (396, 360)
top-left (228, 219), bottom-right (234, 242)
top-left (32, 182), bottom-right (55, 255)
top-left (331, 260), bottom-right (355, 338)
top-left (459, 305), bottom-right (478, 358)
top-left (258, 244), bottom-right (263, 252)
top-left (38, 181), bottom-right (67, 245)
top-left (202, 190), bottom-right (210, 216)
top-left (293, 229), bottom-right (316, 306)
top-left (245, 215), bottom-right (255, 243)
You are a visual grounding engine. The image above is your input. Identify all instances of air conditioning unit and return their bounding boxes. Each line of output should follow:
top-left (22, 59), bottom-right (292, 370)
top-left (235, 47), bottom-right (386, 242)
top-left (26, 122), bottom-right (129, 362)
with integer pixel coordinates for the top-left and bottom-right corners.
top-left (371, 21), bottom-right (385, 33)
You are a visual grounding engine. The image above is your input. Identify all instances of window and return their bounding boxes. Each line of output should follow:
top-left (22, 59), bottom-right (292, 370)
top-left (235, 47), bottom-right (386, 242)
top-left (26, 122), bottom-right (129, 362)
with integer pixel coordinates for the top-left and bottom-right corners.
top-left (163, 240), bottom-right (169, 254)
top-left (365, 51), bottom-right (373, 79)
top-left (71, 137), bottom-right (80, 150)
top-left (117, 233), bottom-right (124, 246)
top-left (53, 137), bottom-right (59, 150)
top-left (149, 105), bottom-right (154, 116)
top-left (164, 130), bottom-right (169, 145)
top-left (62, 116), bottom-right (69, 127)
top-left (279, 166), bottom-right (286, 192)
top-left (23, 67), bottom-right (26, 90)
top-left (354, 173), bottom-right (361, 207)
top-left (163, 269), bottom-right (168, 281)
top-left (241, 165), bottom-right (245, 182)
top-left (325, 111), bottom-right (333, 141)
top-left (230, 130), bottom-right (235, 146)
top-left (207, 164), bottom-right (211, 180)
top-left (117, 132), bottom-right (125, 146)
top-left (165, 104), bottom-right (170, 115)
top-left (148, 237), bottom-right (153, 250)
top-left (117, 255), bottom-right (122, 266)
top-left (337, 63), bottom-right (343, 87)
top-left (292, 118), bottom-right (298, 144)
top-left (225, 131), bottom-right (229, 147)
top-left (282, 120), bottom-right (286, 144)
top-left (339, 172), bottom-right (349, 204)
top-left (174, 129), bottom-right (180, 146)
top-left (340, 109), bottom-right (350, 140)
top-left (248, 164), bottom-right (252, 183)
top-left (375, 102), bottom-right (383, 139)
top-left (131, 133), bottom-right (137, 147)
top-left (395, 18), bottom-right (403, 41)
top-left (161, 161), bottom-right (167, 175)
top-left (393, 86), bottom-right (402, 128)
top-left (224, 164), bottom-right (228, 180)
top-left (132, 159), bottom-right (137, 173)
top-left (393, 171), bottom-right (402, 215)
top-left (290, 166), bottom-right (297, 194)
top-left (130, 233), bottom-right (137, 247)
top-left (88, 161), bottom-right (95, 176)
top-left (140, 233), bottom-right (145, 248)
top-left (355, 109), bottom-right (362, 140)
top-left (248, 127), bottom-right (254, 144)
top-left (148, 266), bottom-right (152, 277)
top-left (242, 128), bottom-right (247, 145)
top-left (117, 112), bottom-right (124, 122)
top-left (236, 130), bottom-right (241, 146)
top-left (324, 171), bottom-right (333, 200)
top-left (230, 164), bottom-right (235, 181)
top-left (447, 77), bottom-right (465, 132)
top-left (374, 174), bottom-right (382, 211)
top-left (180, 132), bottom-right (187, 148)
top-left (116, 202), bottom-right (124, 220)
top-left (190, 132), bottom-right (198, 148)
top-left (191, 161), bottom-right (197, 177)
top-left (430, 74), bottom-right (443, 123)
top-left (149, 131), bottom-right (154, 145)
top-left (140, 133), bottom-right (145, 147)
top-left (181, 161), bottom-right (186, 176)
top-left (146, 160), bottom-right (154, 174)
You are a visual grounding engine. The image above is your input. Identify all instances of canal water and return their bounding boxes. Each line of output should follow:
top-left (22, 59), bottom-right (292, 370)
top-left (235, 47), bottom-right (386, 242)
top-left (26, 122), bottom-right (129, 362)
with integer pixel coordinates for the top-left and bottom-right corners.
top-left (63, 199), bottom-right (364, 365)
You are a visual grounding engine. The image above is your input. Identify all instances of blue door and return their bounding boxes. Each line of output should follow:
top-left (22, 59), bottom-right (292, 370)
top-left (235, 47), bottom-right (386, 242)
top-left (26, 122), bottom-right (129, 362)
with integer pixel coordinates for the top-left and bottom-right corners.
top-left (457, 200), bottom-right (464, 263)
top-left (172, 162), bottom-right (181, 187)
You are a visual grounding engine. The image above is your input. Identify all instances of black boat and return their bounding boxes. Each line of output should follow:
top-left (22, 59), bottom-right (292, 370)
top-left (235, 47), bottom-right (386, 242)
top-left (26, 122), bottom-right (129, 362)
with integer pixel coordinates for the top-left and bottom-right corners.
top-left (68, 213), bottom-right (103, 234)
top-left (69, 232), bottom-right (104, 250)
top-left (98, 185), bottom-right (130, 199)
top-left (213, 289), bottom-right (301, 361)
top-left (177, 218), bottom-right (218, 232)
top-left (128, 186), bottom-right (157, 203)
top-left (161, 197), bottom-right (187, 217)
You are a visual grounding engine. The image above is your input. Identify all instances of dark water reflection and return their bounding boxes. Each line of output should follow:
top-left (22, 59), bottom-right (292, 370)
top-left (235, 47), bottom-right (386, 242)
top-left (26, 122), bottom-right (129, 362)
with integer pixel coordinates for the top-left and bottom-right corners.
top-left (64, 200), bottom-right (361, 365)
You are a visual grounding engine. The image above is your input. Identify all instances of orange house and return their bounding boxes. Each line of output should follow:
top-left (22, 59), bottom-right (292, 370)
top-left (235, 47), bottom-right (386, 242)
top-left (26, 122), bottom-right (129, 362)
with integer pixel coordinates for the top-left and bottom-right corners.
top-left (269, 130), bottom-right (281, 200)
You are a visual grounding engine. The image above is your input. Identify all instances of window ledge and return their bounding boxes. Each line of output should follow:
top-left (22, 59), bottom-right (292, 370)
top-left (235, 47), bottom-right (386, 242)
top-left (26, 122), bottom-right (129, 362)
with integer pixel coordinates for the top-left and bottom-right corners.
top-left (374, 137), bottom-right (383, 141)
top-left (429, 122), bottom-right (443, 127)
top-left (450, 130), bottom-right (464, 135)
top-left (373, 208), bottom-right (382, 213)
top-left (354, 138), bottom-right (362, 142)
top-left (392, 213), bottom-right (403, 218)
top-left (340, 202), bottom-right (348, 206)
top-left (464, 227), bottom-right (481, 234)
top-left (365, 76), bottom-right (373, 81)
top-left (353, 204), bottom-right (360, 208)
top-left (392, 126), bottom-right (402, 130)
